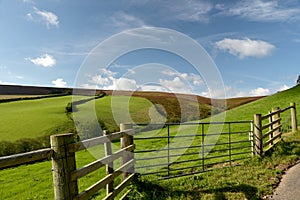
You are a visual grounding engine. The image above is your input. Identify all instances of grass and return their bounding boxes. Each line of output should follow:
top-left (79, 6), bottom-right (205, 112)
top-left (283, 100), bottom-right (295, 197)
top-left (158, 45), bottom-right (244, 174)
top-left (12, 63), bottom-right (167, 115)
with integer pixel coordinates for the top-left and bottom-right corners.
top-left (0, 95), bottom-right (162, 142)
top-left (133, 121), bottom-right (252, 177)
top-left (0, 96), bottom-right (73, 141)
top-left (0, 142), bottom-right (127, 200)
top-left (127, 131), bottom-right (300, 200)
top-left (223, 86), bottom-right (300, 125)
top-left (1, 131), bottom-right (298, 199)
top-left (0, 86), bottom-right (300, 199)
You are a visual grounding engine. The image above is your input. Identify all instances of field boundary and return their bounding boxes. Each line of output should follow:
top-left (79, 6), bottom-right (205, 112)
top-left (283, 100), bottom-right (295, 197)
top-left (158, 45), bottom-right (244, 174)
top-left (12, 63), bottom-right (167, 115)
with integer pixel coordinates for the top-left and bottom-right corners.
top-left (253, 102), bottom-right (298, 156)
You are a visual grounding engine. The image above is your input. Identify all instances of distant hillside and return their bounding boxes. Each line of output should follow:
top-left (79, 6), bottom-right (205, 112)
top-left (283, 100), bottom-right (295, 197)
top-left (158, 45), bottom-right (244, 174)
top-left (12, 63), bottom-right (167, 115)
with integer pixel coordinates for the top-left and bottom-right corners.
top-left (103, 90), bottom-right (265, 122)
top-left (222, 85), bottom-right (300, 131)
top-left (0, 84), bottom-right (263, 119)
top-left (0, 84), bottom-right (70, 95)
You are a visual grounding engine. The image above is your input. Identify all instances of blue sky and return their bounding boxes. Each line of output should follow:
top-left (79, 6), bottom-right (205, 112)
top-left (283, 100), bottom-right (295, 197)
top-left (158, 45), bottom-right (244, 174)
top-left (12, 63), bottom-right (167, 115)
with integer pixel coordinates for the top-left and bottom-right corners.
top-left (1, 0), bottom-right (300, 98)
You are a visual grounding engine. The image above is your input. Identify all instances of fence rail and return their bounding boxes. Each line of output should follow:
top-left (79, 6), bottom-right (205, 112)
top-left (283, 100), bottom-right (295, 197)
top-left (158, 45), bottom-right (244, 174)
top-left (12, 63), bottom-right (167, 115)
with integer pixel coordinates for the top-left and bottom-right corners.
top-left (0, 148), bottom-right (52, 169)
top-left (254, 102), bottom-right (297, 156)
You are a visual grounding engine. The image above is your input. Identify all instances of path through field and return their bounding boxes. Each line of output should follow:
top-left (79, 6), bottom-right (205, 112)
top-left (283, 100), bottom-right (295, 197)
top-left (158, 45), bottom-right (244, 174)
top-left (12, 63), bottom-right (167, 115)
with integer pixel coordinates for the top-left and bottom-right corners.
top-left (270, 161), bottom-right (300, 200)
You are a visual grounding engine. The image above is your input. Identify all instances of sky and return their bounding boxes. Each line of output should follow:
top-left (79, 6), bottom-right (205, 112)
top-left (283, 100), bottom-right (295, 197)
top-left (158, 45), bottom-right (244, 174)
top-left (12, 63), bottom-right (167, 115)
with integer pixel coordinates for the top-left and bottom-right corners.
top-left (1, 0), bottom-right (300, 98)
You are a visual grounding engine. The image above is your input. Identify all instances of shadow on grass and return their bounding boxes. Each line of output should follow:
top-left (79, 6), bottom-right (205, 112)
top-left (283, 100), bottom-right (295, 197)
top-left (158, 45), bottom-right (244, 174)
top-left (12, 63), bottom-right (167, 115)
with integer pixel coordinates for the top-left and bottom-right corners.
top-left (127, 177), bottom-right (258, 200)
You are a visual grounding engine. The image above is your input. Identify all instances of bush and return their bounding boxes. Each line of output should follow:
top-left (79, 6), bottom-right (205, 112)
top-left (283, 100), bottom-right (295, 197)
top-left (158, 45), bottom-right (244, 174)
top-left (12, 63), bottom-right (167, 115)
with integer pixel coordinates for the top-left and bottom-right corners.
top-left (0, 135), bottom-right (52, 157)
top-left (66, 102), bottom-right (78, 113)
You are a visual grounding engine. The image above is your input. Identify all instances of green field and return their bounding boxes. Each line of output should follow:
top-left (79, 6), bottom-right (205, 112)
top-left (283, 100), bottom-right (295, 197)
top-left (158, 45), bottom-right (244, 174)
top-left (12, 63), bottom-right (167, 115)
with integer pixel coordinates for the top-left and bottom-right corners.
top-left (0, 96), bottom-right (73, 141)
top-left (0, 95), bottom-right (164, 142)
top-left (0, 86), bottom-right (300, 199)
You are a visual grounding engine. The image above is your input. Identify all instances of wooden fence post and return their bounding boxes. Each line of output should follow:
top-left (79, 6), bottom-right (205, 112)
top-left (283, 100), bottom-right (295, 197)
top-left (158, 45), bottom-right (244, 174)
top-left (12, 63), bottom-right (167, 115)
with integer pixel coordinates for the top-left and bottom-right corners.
top-left (51, 133), bottom-right (78, 200)
top-left (290, 102), bottom-right (298, 132)
top-left (268, 111), bottom-right (274, 148)
top-left (103, 130), bottom-right (114, 195)
top-left (120, 123), bottom-right (134, 181)
top-left (272, 107), bottom-right (281, 138)
top-left (250, 121), bottom-right (255, 156)
top-left (254, 114), bottom-right (263, 156)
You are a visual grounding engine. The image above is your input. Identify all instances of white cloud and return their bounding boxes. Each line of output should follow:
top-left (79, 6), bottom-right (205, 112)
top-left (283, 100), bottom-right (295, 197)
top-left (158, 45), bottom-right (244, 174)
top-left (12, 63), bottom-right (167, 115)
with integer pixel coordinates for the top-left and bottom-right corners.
top-left (216, 38), bottom-right (275, 59)
top-left (82, 83), bottom-right (100, 90)
top-left (22, 0), bottom-right (34, 3)
top-left (101, 68), bottom-right (117, 77)
top-left (159, 77), bottom-right (191, 94)
top-left (114, 78), bottom-right (138, 90)
top-left (0, 80), bottom-right (17, 85)
top-left (278, 84), bottom-right (290, 91)
top-left (109, 11), bottom-right (146, 29)
top-left (219, 0), bottom-right (300, 22)
top-left (168, 0), bottom-right (213, 23)
top-left (27, 54), bottom-right (56, 67)
top-left (200, 86), bottom-right (228, 99)
top-left (90, 75), bottom-right (110, 85)
top-left (27, 7), bottom-right (59, 28)
top-left (52, 78), bottom-right (67, 88)
top-left (138, 84), bottom-right (169, 92)
top-left (249, 87), bottom-right (271, 96)
top-left (162, 70), bottom-right (203, 86)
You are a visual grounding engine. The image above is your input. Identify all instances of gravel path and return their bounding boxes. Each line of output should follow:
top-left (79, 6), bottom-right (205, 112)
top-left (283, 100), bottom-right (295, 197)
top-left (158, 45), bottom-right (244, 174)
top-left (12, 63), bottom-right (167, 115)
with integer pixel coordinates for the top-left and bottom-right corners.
top-left (270, 161), bottom-right (300, 200)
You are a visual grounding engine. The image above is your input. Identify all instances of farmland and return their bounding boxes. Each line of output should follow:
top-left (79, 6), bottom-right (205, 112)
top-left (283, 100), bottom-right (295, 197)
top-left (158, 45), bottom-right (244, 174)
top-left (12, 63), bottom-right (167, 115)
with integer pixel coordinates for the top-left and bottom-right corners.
top-left (0, 85), bottom-right (299, 199)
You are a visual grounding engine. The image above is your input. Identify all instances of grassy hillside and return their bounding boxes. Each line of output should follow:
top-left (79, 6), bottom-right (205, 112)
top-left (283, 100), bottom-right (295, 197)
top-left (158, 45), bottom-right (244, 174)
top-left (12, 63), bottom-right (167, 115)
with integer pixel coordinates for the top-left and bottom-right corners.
top-left (0, 95), bottom-right (164, 142)
top-left (0, 96), bottom-right (73, 141)
top-left (105, 90), bottom-right (263, 123)
top-left (223, 85), bottom-right (300, 128)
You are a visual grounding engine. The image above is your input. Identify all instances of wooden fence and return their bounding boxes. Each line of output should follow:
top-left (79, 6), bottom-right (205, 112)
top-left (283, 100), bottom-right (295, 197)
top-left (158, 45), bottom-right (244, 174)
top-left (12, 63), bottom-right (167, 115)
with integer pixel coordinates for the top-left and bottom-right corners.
top-left (0, 123), bottom-right (135, 200)
top-left (253, 102), bottom-right (297, 156)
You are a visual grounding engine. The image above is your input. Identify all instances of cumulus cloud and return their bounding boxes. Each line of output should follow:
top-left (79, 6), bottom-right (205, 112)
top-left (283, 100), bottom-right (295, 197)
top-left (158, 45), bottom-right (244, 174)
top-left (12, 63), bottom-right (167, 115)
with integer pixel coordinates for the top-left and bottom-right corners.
top-left (218, 0), bottom-right (300, 22)
top-left (216, 38), bottom-right (275, 59)
top-left (90, 75), bottom-right (111, 85)
top-left (249, 87), bottom-right (271, 96)
top-left (114, 78), bottom-right (138, 90)
top-left (52, 78), bottom-right (67, 87)
top-left (27, 54), bottom-right (56, 67)
top-left (27, 7), bottom-right (59, 28)
top-left (159, 77), bottom-right (191, 94)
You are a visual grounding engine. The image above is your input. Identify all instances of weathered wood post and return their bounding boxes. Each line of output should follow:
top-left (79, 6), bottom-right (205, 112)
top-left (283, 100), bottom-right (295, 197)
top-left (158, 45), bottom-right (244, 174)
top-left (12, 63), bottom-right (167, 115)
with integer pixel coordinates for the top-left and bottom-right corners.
top-left (268, 111), bottom-right (274, 147)
top-left (103, 130), bottom-right (114, 195)
top-left (272, 107), bottom-right (281, 138)
top-left (290, 102), bottom-right (298, 132)
top-left (51, 133), bottom-right (78, 200)
top-left (120, 123), bottom-right (134, 181)
top-left (250, 121), bottom-right (255, 156)
top-left (254, 114), bottom-right (263, 156)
